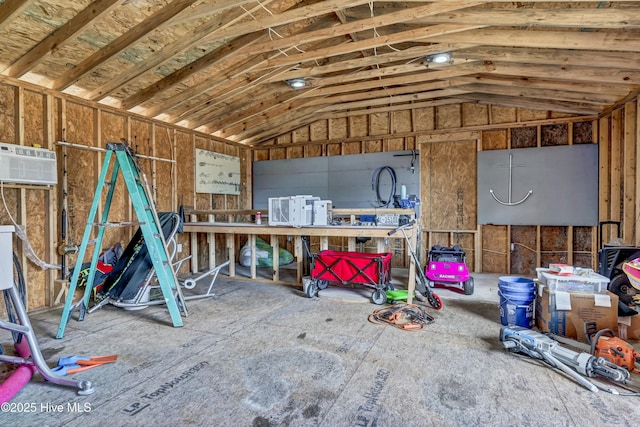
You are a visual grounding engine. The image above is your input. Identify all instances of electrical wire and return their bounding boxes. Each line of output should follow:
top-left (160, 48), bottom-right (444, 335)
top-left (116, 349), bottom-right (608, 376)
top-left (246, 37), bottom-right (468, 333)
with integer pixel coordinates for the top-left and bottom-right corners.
top-left (3, 252), bottom-right (26, 344)
top-left (368, 303), bottom-right (435, 331)
top-left (0, 181), bottom-right (61, 270)
top-left (371, 166), bottom-right (397, 208)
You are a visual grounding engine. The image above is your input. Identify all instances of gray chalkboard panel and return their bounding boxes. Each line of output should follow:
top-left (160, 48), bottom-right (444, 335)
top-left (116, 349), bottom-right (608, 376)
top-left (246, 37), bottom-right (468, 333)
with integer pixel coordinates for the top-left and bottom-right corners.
top-left (253, 151), bottom-right (420, 209)
top-left (477, 144), bottom-right (598, 226)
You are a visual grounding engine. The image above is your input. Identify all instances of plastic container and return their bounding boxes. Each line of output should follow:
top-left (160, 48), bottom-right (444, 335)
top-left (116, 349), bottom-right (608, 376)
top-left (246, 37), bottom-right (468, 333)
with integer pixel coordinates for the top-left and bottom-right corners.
top-left (537, 268), bottom-right (609, 294)
top-left (498, 276), bottom-right (536, 328)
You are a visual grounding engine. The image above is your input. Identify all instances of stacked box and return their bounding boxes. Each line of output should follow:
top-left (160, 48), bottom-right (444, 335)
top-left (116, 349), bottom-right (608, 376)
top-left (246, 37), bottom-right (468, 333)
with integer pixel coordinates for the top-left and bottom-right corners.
top-left (536, 268), bottom-right (609, 294)
top-left (535, 285), bottom-right (618, 343)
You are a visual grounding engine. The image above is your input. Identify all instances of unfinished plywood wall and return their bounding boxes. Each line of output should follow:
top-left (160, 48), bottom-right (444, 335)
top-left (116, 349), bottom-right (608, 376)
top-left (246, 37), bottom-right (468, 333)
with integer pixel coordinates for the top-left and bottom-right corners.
top-left (0, 79), bottom-right (246, 311)
top-left (599, 101), bottom-right (640, 248)
top-left (258, 103), bottom-right (605, 276)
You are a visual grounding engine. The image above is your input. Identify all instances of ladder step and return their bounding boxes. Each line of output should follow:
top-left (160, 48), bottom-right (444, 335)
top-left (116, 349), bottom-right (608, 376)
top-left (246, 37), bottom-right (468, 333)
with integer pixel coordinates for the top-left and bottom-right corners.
top-left (91, 221), bottom-right (147, 227)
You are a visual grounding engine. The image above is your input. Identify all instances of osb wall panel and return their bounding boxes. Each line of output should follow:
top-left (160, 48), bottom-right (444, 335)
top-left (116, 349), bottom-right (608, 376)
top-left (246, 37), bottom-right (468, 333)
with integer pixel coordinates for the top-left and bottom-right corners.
top-left (482, 130), bottom-right (508, 150)
top-left (540, 226), bottom-right (569, 267)
top-left (0, 84), bottom-right (15, 142)
top-left (349, 116), bottom-right (368, 137)
top-left (427, 140), bottom-right (476, 230)
top-left (329, 117), bottom-right (348, 139)
top-left (436, 104), bottom-right (461, 129)
top-left (25, 189), bottom-right (47, 309)
top-left (370, 112), bottom-right (389, 135)
top-left (304, 144), bottom-right (322, 158)
top-left (364, 139), bottom-right (383, 153)
top-left (310, 120), bottom-right (328, 140)
top-left (510, 226), bottom-right (537, 276)
top-left (386, 137), bottom-right (405, 152)
top-left (392, 110), bottom-right (412, 133)
top-left (413, 107), bottom-right (435, 131)
top-left (518, 109), bottom-right (548, 122)
top-left (253, 148), bottom-right (270, 161)
top-left (287, 145), bottom-right (304, 159)
top-left (453, 232), bottom-right (475, 269)
top-left (100, 111), bottom-right (125, 143)
top-left (154, 126), bottom-right (173, 212)
top-left (462, 103), bottom-right (489, 127)
top-left (511, 127), bottom-right (537, 149)
top-left (482, 225), bottom-right (507, 272)
top-left (430, 232), bottom-right (451, 248)
top-left (194, 136), bottom-right (212, 212)
top-left (573, 226), bottom-right (593, 269)
top-left (342, 141), bottom-right (361, 154)
top-left (292, 127), bottom-right (310, 144)
top-left (541, 123), bottom-right (568, 146)
top-left (326, 143), bottom-right (342, 156)
top-left (24, 90), bottom-right (44, 147)
top-left (419, 143), bottom-right (432, 227)
top-left (64, 103), bottom-right (97, 252)
top-left (573, 121), bottom-right (594, 144)
top-left (174, 131), bottom-right (193, 260)
top-left (490, 106), bottom-right (517, 124)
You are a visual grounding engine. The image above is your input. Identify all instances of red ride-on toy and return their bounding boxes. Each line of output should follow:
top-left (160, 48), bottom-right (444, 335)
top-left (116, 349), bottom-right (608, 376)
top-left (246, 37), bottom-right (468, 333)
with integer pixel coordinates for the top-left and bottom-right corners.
top-left (425, 245), bottom-right (474, 295)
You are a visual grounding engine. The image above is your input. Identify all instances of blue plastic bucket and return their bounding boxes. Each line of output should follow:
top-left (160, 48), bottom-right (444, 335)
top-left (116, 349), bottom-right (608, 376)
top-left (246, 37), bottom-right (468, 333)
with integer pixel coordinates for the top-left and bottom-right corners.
top-left (498, 276), bottom-right (536, 328)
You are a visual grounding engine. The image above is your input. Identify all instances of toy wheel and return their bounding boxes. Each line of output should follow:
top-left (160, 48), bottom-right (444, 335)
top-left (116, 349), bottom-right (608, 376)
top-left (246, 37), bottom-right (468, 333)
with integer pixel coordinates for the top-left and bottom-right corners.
top-left (608, 273), bottom-right (638, 305)
top-left (428, 292), bottom-right (443, 310)
top-left (428, 280), bottom-right (435, 288)
top-left (305, 283), bottom-right (317, 298)
top-left (371, 290), bottom-right (386, 305)
top-left (464, 277), bottom-right (474, 295)
top-left (316, 280), bottom-right (329, 290)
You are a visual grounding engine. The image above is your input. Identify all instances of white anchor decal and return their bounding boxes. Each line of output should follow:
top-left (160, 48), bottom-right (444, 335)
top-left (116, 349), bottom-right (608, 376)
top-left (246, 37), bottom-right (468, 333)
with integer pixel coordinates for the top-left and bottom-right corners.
top-left (489, 152), bottom-right (533, 206)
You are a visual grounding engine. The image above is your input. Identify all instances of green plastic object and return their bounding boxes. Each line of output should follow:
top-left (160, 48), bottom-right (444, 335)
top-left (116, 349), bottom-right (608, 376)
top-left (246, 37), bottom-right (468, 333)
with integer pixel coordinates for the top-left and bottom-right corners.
top-left (385, 289), bottom-right (413, 302)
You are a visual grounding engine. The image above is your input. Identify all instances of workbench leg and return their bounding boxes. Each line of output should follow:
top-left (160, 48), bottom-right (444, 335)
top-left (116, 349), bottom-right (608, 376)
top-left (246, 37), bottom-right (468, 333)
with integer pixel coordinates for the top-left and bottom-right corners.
top-left (207, 214), bottom-right (216, 270)
top-left (249, 234), bottom-right (257, 279)
top-left (226, 233), bottom-right (235, 277)
top-left (190, 214), bottom-right (199, 274)
top-left (295, 236), bottom-right (303, 283)
top-left (271, 235), bottom-right (279, 281)
top-left (319, 236), bottom-right (328, 251)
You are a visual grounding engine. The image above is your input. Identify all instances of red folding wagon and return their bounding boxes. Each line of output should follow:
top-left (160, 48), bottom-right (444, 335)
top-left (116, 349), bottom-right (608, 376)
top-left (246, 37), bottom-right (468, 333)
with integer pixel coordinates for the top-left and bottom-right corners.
top-left (305, 250), bottom-right (394, 304)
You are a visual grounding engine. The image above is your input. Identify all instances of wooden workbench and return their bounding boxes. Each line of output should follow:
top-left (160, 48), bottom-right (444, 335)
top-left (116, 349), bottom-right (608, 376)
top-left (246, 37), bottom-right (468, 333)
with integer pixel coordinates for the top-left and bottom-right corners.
top-left (183, 221), bottom-right (417, 299)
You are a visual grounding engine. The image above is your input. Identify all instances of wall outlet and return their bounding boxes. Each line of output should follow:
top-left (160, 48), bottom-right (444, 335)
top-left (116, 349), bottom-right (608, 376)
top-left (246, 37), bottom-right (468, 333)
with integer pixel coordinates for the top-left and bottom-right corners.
top-left (177, 243), bottom-right (183, 253)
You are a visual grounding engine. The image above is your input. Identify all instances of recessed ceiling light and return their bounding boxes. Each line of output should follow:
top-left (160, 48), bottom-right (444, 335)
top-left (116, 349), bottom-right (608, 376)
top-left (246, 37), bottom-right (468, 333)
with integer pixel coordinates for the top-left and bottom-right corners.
top-left (286, 78), bottom-right (307, 89)
top-left (425, 52), bottom-right (452, 65)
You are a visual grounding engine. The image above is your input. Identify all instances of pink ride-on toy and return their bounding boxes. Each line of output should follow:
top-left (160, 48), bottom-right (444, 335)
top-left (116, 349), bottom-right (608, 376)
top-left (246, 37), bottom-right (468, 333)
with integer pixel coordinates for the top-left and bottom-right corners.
top-left (425, 245), bottom-right (474, 295)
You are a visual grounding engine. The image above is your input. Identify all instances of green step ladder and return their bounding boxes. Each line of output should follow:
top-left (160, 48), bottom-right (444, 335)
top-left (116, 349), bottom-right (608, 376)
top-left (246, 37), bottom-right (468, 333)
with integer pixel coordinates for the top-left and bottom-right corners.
top-left (57, 142), bottom-right (184, 339)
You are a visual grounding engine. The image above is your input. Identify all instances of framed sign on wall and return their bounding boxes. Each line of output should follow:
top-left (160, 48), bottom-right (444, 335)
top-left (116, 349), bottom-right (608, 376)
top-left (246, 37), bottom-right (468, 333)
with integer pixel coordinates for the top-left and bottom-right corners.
top-left (195, 149), bottom-right (241, 195)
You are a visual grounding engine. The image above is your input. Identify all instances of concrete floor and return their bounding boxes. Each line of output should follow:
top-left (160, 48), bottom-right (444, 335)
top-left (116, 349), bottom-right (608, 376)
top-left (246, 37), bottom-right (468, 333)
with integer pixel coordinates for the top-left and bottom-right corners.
top-left (1, 270), bottom-right (639, 426)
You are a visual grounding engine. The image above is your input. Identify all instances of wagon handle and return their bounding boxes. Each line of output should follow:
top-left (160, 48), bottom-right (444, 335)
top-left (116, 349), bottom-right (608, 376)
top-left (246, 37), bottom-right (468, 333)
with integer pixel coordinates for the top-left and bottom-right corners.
top-left (388, 220), bottom-right (416, 236)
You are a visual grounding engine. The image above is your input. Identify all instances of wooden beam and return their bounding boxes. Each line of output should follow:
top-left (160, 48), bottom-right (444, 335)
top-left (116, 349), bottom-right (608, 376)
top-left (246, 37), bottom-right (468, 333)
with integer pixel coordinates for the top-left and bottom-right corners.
top-left (121, 32), bottom-right (265, 110)
top-left (453, 93), bottom-right (602, 115)
top-left (0, 0), bottom-right (36, 33)
top-left (414, 8), bottom-right (640, 28)
top-left (3, 0), bottom-right (125, 78)
top-left (53, 0), bottom-right (201, 90)
top-left (232, 2), bottom-right (484, 61)
top-left (85, 2), bottom-right (265, 101)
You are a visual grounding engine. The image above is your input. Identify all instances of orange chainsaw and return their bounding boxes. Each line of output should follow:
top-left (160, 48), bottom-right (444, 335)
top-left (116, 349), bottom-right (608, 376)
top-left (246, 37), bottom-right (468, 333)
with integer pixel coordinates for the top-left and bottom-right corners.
top-left (585, 322), bottom-right (640, 373)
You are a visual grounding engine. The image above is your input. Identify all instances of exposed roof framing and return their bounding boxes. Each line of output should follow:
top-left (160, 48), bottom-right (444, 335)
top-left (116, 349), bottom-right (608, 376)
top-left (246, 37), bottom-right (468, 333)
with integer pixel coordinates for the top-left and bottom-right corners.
top-left (1, 0), bottom-right (639, 145)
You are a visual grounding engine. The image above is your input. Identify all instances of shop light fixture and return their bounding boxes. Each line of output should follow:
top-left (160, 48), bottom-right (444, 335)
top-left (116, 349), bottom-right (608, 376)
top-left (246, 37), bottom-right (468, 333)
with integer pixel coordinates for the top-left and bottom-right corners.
top-left (286, 78), bottom-right (307, 89)
top-left (425, 52), bottom-right (452, 66)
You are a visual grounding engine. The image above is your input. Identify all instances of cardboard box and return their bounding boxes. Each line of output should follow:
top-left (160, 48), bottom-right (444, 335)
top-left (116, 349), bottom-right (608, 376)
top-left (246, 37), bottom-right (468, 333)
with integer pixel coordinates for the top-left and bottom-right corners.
top-left (618, 314), bottom-right (640, 341)
top-left (535, 285), bottom-right (618, 343)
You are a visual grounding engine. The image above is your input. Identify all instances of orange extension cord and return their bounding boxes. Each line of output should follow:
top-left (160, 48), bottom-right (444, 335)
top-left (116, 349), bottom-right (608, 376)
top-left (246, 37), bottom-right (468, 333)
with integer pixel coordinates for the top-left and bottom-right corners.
top-left (368, 303), bottom-right (435, 331)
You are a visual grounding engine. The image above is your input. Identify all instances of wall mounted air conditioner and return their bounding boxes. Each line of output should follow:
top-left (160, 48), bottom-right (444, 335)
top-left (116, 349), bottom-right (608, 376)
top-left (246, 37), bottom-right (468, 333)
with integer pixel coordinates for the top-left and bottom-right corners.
top-left (0, 142), bottom-right (57, 185)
